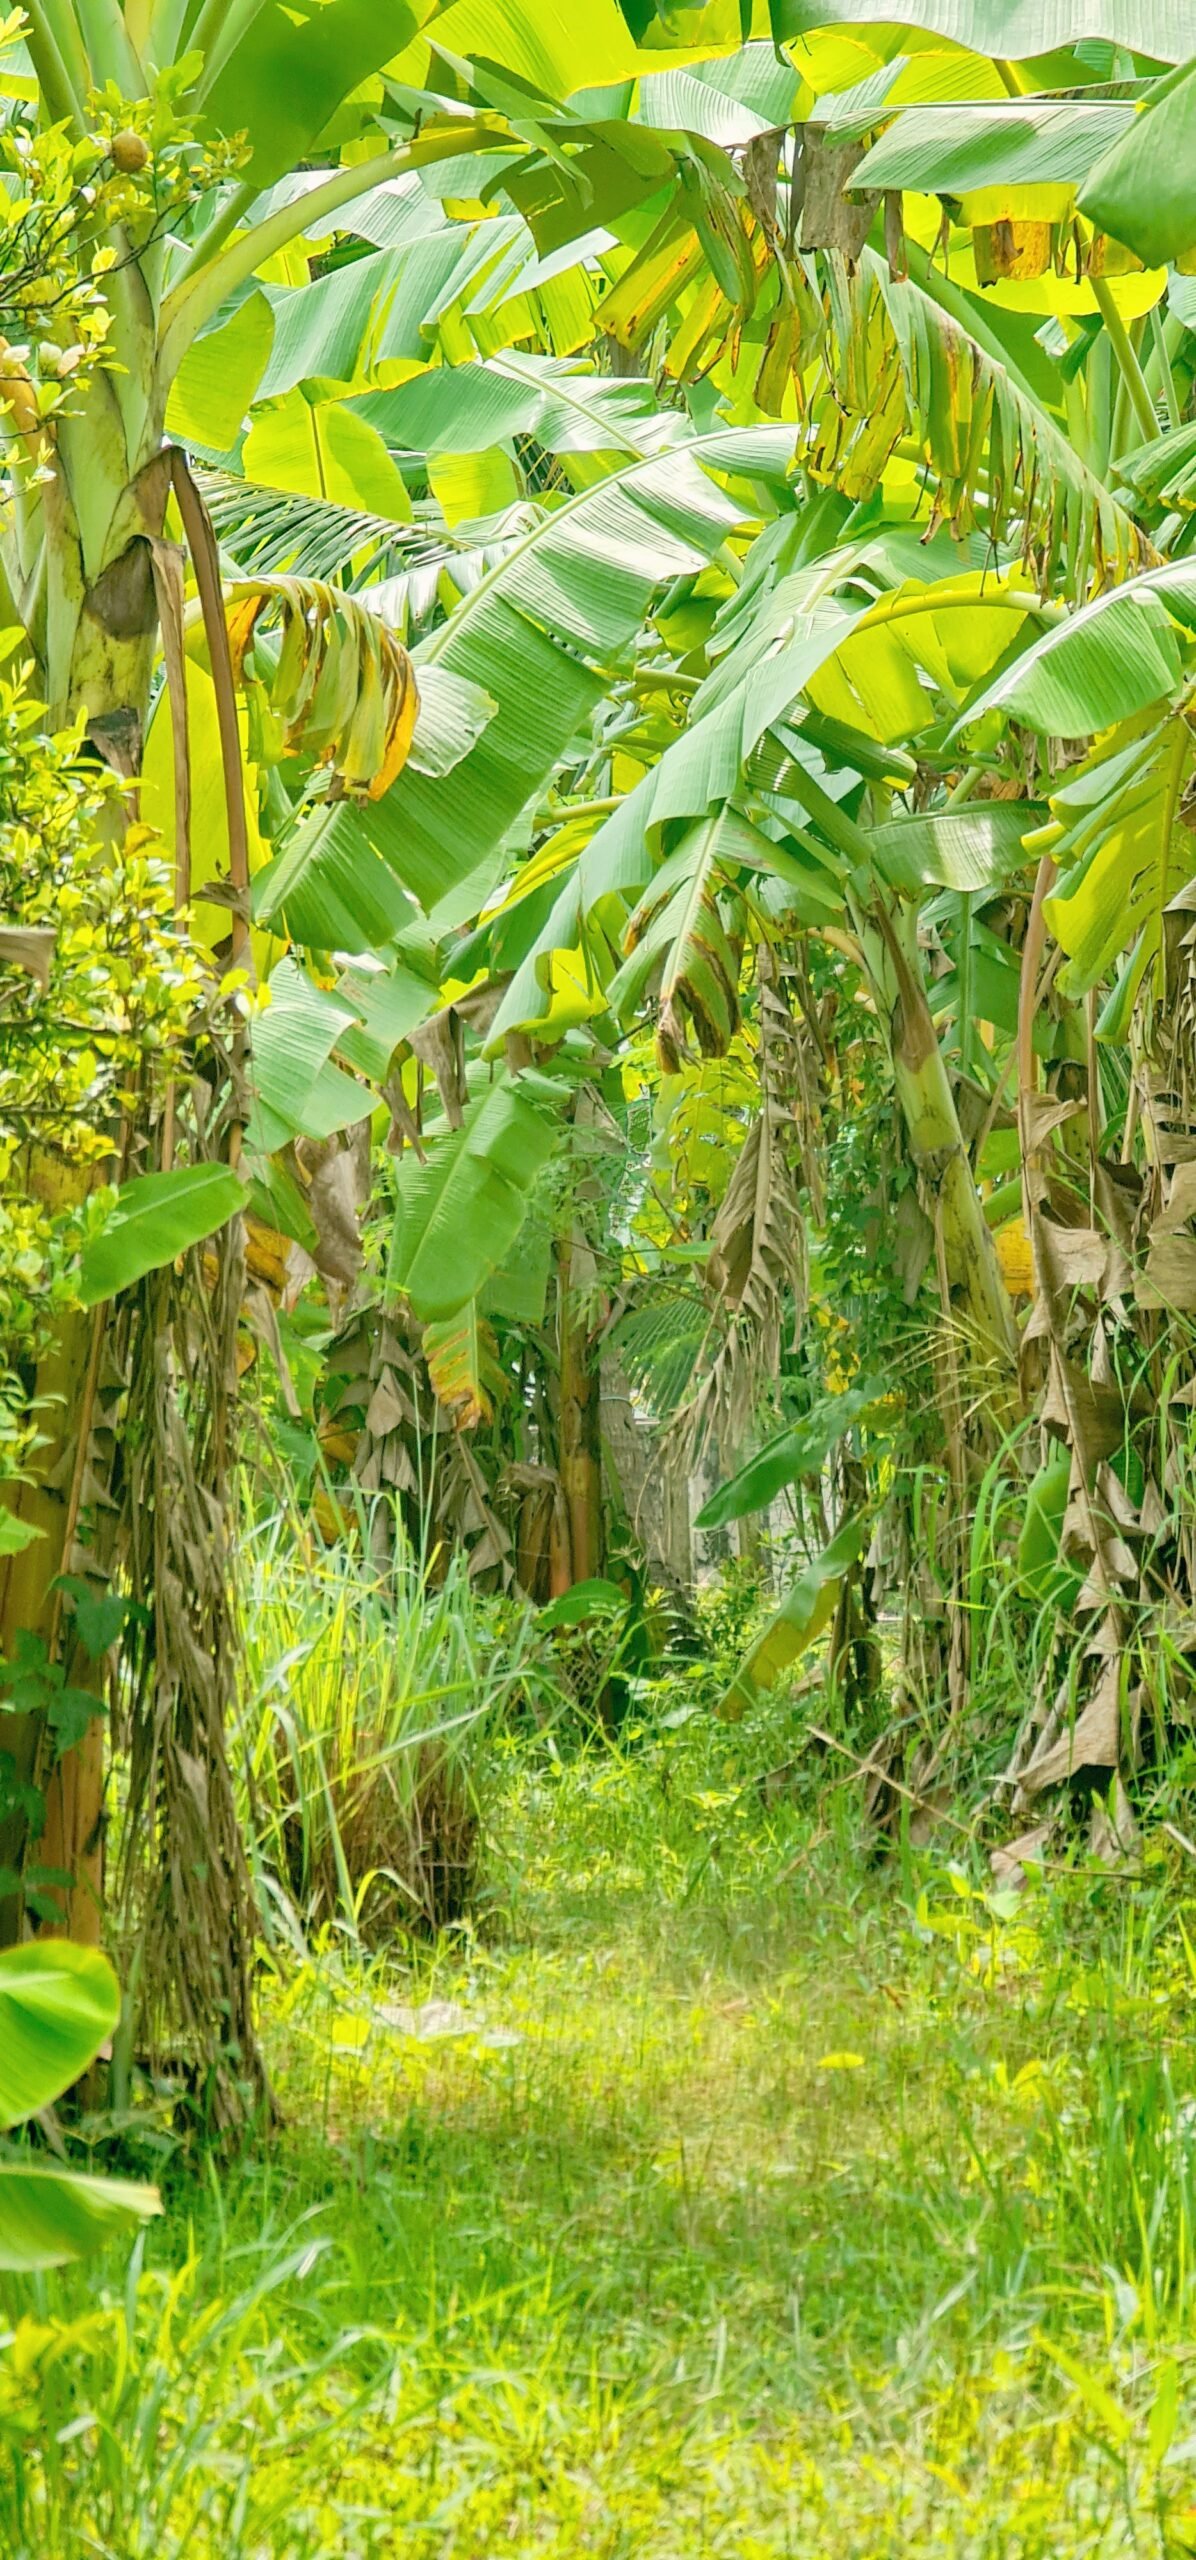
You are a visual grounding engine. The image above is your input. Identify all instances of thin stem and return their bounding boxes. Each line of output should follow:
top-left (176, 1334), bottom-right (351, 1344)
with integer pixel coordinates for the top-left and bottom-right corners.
top-left (1063, 371), bottom-right (1090, 470)
top-left (162, 118), bottom-right (514, 361)
top-left (29, 0), bottom-right (92, 104)
top-left (944, 766), bottom-right (984, 1084)
top-left (189, 0), bottom-right (272, 93)
top-left (862, 587), bottom-right (1058, 642)
top-left (1148, 304), bottom-right (1182, 434)
top-left (956, 893), bottom-right (974, 1079)
top-left (78, 0), bottom-right (144, 92)
top-left (1086, 327), bottom-right (1114, 482)
top-left (534, 795), bottom-right (620, 826)
top-left (174, 179), bottom-right (261, 291)
top-left (20, 0), bottom-right (86, 131)
top-left (1091, 278), bottom-right (1158, 446)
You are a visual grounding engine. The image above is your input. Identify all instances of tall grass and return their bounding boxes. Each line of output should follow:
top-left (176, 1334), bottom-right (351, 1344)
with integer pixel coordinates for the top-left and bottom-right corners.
top-left (236, 1509), bottom-right (552, 1939)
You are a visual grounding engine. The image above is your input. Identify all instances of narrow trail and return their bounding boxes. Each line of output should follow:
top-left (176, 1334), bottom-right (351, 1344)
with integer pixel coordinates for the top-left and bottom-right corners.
top-left (11, 1742), bottom-right (1195, 2556)
top-left (220, 1750), bottom-right (1194, 2557)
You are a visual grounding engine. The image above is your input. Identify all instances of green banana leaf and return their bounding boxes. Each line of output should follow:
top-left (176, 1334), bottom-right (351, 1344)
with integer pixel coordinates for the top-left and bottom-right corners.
top-left (244, 960), bottom-right (373, 1154)
top-left (201, 0), bottom-right (444, 186)
top-left (0, 2164), bottom-right (161, 2273)
top-left (870, 804), bottom-right (1041, 895)
top-left (853, 99), bottom-right (1136, 197)
top-left (80, 1166), bottom-right (246, 1309)
top-left (966, 563), bottom-right (1196, 738)
top-left (0, 1941), bottom-right (119, 2123)
top-left (267, 425), bottom-right (793, 931)
top-left (697, 1386), bottom-right (886, 1530)
top-left (717, 1514), bottom-right (871, 1720)
top-left (1080, 59), bottom-right (1196, 268)
top-left (772, 2), bottom-right (1189, 53)
top-left (389, 1074), bottom-right (564, 1321)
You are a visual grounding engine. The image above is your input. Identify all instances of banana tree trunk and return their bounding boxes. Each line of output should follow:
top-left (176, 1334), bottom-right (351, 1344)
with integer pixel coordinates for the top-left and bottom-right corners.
top-left (853, 894), bottom-right (1017, 1369)
top-left (0, 1292), bottom-right (100, 1944)
top-left (849, 893), bottom-right (1017, 1721)
top-left (556, 1230), bottom-right (603, 1587)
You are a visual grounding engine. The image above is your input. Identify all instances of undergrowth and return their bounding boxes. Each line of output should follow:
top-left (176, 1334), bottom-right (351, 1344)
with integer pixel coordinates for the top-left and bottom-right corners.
top-left (5, 1686), bottom-right (1196, 2555)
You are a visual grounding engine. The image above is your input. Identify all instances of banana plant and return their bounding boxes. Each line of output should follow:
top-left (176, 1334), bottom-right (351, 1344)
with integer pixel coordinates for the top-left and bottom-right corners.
top-left (0, 1), bottom-right (471, 726)
top-left (0, 1939), bottom-right (158, 2269)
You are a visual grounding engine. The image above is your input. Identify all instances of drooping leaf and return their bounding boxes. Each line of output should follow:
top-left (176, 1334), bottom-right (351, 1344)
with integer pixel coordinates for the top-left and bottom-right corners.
top-left (0, 2164), bottom-right (161, 2273)
top-left (697, 1384), bottom-right (886, 1529)
top-left (1114, 419), bottom-right (1196, 516)
top-left (805, 249), bottom-right (1143, 592)
top-left (870, 803), bottom-right (1041, 895)
top-left (424, 1302), bottom-right (504, 1427)
top-left (332, 958), bottom-right (439, 1080)
top-left (80, 1166), bottom-right (247, 1309)
top-left (1043, 709), bottom-right (1194, 1005)
top-left (609, 810), bottom-right (761, 1068)
top-left (389, 1075), bottom-right (564, 1321)
top-left (226, 576), bottom-right (419, 800)
top-left (717, 1513), bottom-right (871, 1719)
top-left (245, 959), bottom-right (373, 1154)
top-left (1080, 60), bottom-right (1196, 269)
top-left (0, 1941), bottom-right (120, 2124)
top-left (291, 425), bottom-right (794, 928)
top-left (966, 562), bottom-right (1196, 736)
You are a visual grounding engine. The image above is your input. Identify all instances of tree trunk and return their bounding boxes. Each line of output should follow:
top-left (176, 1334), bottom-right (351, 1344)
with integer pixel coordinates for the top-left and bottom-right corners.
top-left (0, 1296), bottom-right (99, 1943)
top-left (854, 894), bottom-right (1017, 1372)
top-left (557, 1230), bottom-right (603, 1586)
top-left (849, 895), bottom-right (1017, 1723)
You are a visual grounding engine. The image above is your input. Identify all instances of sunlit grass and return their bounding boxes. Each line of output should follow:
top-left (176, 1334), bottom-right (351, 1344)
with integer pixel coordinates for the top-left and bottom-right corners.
top-left (6, 1707), bottom-right (1196, 2554)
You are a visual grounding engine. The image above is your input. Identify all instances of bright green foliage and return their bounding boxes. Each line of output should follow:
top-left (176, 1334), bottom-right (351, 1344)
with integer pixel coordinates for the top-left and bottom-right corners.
top-left (79, 1165), bottom-right (247, 1307)
top-left (0, 664), bottom-right (201, 1470)
top-left (0, 1940), bottom-right (159, 2272)
top-left (5, 1715), bottom-right (1196, 2549)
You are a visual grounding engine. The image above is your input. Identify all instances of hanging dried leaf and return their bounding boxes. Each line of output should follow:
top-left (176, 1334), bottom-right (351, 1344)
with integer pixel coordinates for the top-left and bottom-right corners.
top-left (0, 925), bottom-right (54, 988)
top-left (798, 133), bottom-right (879, 262)
top-left (225, 576), bottom-right (418, 802)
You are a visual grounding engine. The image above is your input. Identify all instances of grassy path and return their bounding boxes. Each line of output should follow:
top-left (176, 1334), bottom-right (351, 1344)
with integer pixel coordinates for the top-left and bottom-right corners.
top-left (6, 1728), bottom-right (1196, 2554)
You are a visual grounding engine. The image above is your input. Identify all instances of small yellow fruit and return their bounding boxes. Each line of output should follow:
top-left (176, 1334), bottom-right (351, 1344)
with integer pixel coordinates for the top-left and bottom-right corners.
top-left (110, 129), bottom-right (149, 174)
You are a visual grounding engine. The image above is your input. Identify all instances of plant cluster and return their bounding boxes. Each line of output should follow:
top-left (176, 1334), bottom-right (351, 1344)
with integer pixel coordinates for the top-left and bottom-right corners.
top-left (0, 665), bottom-right (201, 1477)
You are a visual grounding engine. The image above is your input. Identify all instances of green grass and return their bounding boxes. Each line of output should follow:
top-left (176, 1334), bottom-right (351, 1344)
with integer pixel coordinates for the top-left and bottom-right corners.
top-left (6, 1706), bottom-right (1196, 2556)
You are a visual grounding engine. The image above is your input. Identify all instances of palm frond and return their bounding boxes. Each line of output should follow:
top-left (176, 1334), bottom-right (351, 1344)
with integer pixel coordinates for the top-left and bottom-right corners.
top-left (611, 1290), bottom-right (710, 1423)
top-left (198, 468), bottom-right (443, 589)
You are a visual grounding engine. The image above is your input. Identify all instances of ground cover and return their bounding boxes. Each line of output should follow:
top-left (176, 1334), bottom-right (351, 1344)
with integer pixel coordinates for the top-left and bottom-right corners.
top-left (5, 1711), bottom-right (1196, 2557)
